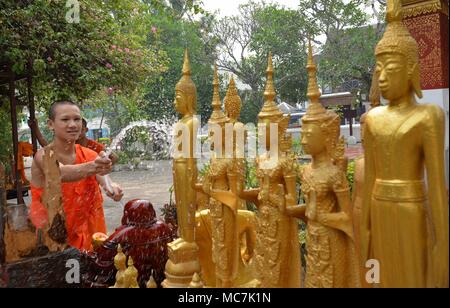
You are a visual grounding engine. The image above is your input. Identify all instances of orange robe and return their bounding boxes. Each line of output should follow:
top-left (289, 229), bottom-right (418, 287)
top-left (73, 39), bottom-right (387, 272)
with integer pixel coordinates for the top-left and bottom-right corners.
top-left (85, 139), bottom-right (105, 154)
top-left (18, 142), bottom-right (34, 183)
top-left (30, 145), bottom-right (106, 251)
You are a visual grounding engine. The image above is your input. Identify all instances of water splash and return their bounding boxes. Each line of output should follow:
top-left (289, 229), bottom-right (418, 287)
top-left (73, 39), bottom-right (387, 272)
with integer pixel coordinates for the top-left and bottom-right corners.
top-left (101, 119), bottom-right (175, 205)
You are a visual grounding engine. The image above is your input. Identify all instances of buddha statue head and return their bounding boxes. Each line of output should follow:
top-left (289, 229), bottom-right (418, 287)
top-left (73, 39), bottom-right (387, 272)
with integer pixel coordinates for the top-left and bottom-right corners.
top-left (174, 49), bottom-right (197, 116)
top-left (224, 76), bottom-right (242, 122)
top-left (258, 52), bottom-right (290, 152)
top-left (301, 40), bottom-right (340, 159)
top-left (208, 64), bottom-right (229, 155)
top-left (375, 0), bottom-right (422, 102)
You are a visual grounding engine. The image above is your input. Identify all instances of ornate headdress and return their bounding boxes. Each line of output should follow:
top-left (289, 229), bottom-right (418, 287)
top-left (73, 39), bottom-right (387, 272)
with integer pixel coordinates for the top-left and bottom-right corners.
top-left (224, 76), bottom-right (242, 121)
top-left (175, 49), bottom-right (197, 112)
top-left (258, 52), bottom-right (291, 151)
top-left (208, 64), bottom-right (229, 126)
top-left (375, 0), bottom-right (422, 98)
top-left (302, 39), bottom-right (340, 153)
top-left (258, 52), bottom-right (284, 122)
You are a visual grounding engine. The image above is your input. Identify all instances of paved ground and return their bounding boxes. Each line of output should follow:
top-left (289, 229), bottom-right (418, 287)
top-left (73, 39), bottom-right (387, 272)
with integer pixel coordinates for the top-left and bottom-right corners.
top-left (102, 161), bottom-right (173, 233)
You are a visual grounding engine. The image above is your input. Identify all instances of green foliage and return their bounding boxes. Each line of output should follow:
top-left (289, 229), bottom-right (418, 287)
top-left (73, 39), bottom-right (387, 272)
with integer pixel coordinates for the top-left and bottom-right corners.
top-left (347, 159), bottom-right (356, 193)
top-left (0, 0), bottom-right (166, 109)
top-left (142, 9), bottom-right (218, 125)
top-left (0, 106), bottom-right (12, 167)
top-left (213, 1), bottom-right (312, 123)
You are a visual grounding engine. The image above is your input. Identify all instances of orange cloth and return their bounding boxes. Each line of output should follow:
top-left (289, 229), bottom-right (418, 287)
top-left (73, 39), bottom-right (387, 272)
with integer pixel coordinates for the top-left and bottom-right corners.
top-left (18, 142), bottom-right (34, 182)
top-left (86, 139), bottom-right (105, 154)
top-left (30, 145), bottom-right (106, 252)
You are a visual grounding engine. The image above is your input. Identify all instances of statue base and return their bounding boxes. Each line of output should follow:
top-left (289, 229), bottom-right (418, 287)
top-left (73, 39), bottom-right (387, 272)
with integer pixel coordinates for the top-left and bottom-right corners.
top-left (162, 238), bottom-right (201, 288)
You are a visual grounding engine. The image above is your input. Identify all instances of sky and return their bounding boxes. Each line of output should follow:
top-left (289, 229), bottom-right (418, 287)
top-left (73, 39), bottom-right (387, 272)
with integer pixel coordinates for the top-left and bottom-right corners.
top-left (203, 0), bottom-right (300, 16)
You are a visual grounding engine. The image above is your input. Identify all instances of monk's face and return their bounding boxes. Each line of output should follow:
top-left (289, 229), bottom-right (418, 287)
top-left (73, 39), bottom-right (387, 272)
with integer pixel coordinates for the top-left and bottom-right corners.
top-left (376, 53), bottom-right (410, 102)
top-left (48, 104), bottom-right (82, 142)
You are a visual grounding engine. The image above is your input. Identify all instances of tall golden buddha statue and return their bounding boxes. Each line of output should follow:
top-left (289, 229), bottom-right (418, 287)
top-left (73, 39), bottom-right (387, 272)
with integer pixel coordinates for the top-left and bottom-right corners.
top-left (361, 0), bottom-right (449, 288)
top-left (239, 53), bottom-right (301, 288)
top-left (193, 66), bottom-right (257, 288)
top-left (281, 41), bottom-right (360, 288)
top-left (163, 49), bottom-right (201, 288)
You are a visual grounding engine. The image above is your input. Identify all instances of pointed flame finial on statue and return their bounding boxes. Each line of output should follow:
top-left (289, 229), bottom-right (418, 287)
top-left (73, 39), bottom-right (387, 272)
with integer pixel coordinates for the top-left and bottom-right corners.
top-left (224, 76), bottom-right (242, 121)
top-left (208, 63), bottom-right (228, 125)
top-left (258, 51), bottom-right (283, 120)
top-left (182, 49), bottom-right (191, 77)
top-left (304, 38), bottom-right (327, 121)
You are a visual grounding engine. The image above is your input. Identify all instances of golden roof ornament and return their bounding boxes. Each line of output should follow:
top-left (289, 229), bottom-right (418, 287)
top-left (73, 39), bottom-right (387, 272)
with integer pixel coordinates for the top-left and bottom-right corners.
top-left (224, 76), bottom-right (242, 121)
top-left (258, 52), bottom-right (283, 121)
top-left (208, 64), bottom-right (228, 126)
top-left (375, 0), bottom-right (422, 98)
top-left (176, 49), bottom-right (198, 100)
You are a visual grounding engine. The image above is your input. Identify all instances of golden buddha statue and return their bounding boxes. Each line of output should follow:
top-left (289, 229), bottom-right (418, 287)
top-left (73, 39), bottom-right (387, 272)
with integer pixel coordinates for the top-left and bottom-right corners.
top-left (110, 244), bottom-right (127, 288)
top-left (125, 256), bottom-right (140, 288)
top-left (361, 0), bottom-right (449, 288)
top-left (163, 49), bottom-right (201, 288)
top-left (239, 53), bottom-right (301, 288)
top-left (193, 65), bottom-right (257, 288)
top-left (352, 68), bottom-right (381, 288)
top-left (281, 41), bottom-right (360, 288)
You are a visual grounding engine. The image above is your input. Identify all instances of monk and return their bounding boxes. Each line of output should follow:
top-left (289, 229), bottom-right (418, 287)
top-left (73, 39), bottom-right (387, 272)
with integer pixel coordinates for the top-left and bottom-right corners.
top-left (30, 101), bottom-right (123, 251)
top-left (29, 118), bottom-right (118, 164)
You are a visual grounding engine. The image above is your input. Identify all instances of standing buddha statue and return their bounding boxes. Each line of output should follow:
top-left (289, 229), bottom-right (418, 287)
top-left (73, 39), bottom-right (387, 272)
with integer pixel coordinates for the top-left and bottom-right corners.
top-left (163, 49), bottom-right (201, 288)
top-left (193, 65), bottom-right (241, 288)
top-left (361, 0), bottom-right (449, 288)
top-left (239, 53), bottom-right (301, 288)
top-left (281, 40), bottom-right (360, 288)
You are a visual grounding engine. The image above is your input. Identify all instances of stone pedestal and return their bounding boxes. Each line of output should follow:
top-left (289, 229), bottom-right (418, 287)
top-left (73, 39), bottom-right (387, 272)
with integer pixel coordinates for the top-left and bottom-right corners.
top-left (162, 238), bottom-right (201, 288)
top-left (402, 0), bottom-right (449, 185)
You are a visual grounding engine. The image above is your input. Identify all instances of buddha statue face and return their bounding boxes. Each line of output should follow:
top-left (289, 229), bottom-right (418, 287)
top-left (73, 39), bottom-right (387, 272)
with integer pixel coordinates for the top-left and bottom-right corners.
top-left (174, 90), bottom-right (189, 115)
top-left (301, 123), bottom-right (326, 156)
top-left (376, 52), bottom-right (411, 102)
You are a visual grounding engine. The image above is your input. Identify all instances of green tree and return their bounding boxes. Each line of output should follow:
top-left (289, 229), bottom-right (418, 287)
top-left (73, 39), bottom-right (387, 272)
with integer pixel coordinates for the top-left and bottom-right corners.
top-left (0, 0), bottom-right (167, 110)
top-left (298, 0), bottom-right (386, 107)
top-left (213, 1), bottom-right (313, 123)
top-left (141, 6), bottom-right (219, 126)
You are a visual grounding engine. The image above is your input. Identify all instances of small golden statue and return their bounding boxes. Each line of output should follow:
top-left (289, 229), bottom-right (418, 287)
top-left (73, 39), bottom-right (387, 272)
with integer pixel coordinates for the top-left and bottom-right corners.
top-left (193, 66), bottom-right (257, 288)
top-left (239, 53), bottom-right (301, 288)
top-left (361, 0), bottom-right (449, 288)
top-left (110, 244), bottom-right (127, 288)
top-left (125, 256), bottom-right (140, 288)
top-left (163, 49), bottom-right (201, 288)
top-left (281, 41), bottom-right (360, 288)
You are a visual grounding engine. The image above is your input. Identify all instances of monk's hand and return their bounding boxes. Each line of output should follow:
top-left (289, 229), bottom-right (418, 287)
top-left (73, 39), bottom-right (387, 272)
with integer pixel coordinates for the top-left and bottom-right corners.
top-left (94, 152), bottom-right (112, 176)
top-left (106, 182), bottom-right (124, 202)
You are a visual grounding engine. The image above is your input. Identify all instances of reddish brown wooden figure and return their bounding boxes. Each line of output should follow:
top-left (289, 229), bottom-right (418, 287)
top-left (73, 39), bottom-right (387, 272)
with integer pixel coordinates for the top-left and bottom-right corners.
top-left (83, 199), bottom-right (173, 288)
